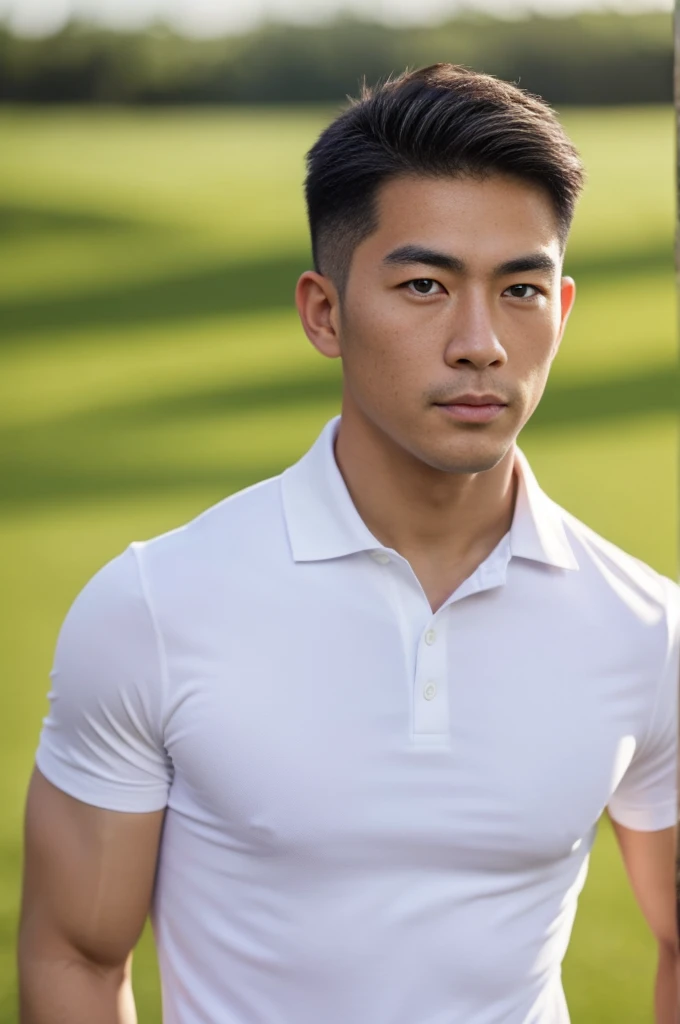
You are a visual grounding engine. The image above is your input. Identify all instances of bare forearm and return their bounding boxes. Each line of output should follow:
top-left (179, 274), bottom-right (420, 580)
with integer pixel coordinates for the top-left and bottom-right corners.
top-left (19, 953), bottom-right (136, 1024)
top-left (654, 946), bottom-right (680, 1024)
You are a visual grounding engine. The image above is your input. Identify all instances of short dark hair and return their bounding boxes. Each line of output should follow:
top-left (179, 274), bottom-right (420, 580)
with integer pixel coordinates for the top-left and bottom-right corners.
top-left (304, 64), bottom-right (586, 293)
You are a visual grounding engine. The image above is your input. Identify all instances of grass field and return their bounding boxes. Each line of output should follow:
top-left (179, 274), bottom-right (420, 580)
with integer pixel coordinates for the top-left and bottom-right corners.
top-left (0, 104), bottom-right (677, 1022)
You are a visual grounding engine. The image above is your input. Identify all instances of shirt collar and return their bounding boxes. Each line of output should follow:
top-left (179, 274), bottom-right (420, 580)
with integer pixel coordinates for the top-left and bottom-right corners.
top-left (281, 415), bottom-right (579, 572)
top-left (509, 447), bottom-right (579, 571)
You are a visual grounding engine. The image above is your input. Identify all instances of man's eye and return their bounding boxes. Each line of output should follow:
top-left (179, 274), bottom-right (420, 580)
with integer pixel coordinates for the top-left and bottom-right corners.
top-left (505, 284), bottom-right (539, 299)
top-left (407, 279), bottom-right (442, 295)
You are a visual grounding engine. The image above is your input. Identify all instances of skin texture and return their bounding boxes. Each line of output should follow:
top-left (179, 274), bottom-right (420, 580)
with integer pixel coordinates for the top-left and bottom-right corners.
top-left (296, 172), bottom-right (575, 611)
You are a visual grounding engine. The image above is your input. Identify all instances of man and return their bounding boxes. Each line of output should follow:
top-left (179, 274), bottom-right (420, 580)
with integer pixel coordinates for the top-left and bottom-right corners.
top-left (18, 64), bottom-right (679, 1024)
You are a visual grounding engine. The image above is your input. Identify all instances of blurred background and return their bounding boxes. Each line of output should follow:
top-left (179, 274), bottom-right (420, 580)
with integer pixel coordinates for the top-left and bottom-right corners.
top-left (0, 0), bottom-right (677, 1020)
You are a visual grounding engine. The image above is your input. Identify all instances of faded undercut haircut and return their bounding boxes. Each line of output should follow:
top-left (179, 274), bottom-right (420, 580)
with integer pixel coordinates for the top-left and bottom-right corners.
top-left (304, 63), bottom-right (586, 295)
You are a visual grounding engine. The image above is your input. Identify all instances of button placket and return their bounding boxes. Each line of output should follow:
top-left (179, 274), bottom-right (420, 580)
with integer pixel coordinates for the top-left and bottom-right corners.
top-left (413, 618), bottom-right (449, 739)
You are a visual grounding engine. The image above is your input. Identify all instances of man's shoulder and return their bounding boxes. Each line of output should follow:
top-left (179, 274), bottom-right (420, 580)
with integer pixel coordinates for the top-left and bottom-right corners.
top-left (556, 500), bottom-right (680, 618)
top-left (139, 472), bottom-right (286, 566)
top-left (55, 474), bottom-right (289, 672)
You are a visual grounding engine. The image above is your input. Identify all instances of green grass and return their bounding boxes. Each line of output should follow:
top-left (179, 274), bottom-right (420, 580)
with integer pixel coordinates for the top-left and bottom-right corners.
top-left (0, 105), bottom-right (677, 1023)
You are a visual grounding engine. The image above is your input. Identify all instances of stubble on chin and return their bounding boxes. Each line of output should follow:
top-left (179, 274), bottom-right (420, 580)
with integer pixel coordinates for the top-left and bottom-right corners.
top-left (415, 429), bottom-right (514, 476)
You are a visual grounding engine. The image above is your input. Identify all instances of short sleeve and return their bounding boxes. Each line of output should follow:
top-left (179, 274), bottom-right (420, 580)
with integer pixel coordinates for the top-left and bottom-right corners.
top-left (35, 543), bottom-right (172, 812)
top-left (607, 578), bottom-right (680, 832)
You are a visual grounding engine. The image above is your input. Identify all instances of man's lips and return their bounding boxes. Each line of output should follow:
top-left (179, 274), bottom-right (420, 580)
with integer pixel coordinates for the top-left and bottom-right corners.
top-left (436, 393), bottom-right (507, 406)
top-left (434, 395), bottom-right (508, 423)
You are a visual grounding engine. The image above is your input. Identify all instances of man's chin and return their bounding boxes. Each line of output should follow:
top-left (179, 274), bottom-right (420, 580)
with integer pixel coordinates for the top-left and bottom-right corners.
top-left (420, 439), bottom-right (514, 476)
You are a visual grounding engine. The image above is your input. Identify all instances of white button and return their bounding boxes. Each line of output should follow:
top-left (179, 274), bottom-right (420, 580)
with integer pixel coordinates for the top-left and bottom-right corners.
top-left (423, 681), bottom-right (437, 701)
top-left (424, 629), bottom-right (437, 645)
top-left (371, 551), bottom-right (390, 564)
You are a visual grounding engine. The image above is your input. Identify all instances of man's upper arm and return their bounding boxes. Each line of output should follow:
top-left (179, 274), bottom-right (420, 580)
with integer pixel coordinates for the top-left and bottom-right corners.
top-left (607, 577), bottom-right (679, 834)
top-left (607, 578), bottom-right (680, 950)
top-left (19, 768), bottom-right (165, 970)
top-left (20, 542), bottom-right (172, 965)
top-left (35, 543), bottom-right (172, 813)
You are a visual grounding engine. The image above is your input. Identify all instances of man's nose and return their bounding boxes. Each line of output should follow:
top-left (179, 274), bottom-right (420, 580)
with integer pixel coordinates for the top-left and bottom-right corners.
top-left (443, 291), bottom-right (508, 370)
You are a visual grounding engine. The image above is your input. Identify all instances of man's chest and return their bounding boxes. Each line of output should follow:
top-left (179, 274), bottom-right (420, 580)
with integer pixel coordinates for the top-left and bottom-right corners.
top-left (161, 591), bottom-right (649, 872)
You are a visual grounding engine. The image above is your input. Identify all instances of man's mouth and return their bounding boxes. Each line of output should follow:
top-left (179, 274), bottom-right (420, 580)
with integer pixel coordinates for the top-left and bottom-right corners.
top-left (434, 394), bottom-right (508, 423)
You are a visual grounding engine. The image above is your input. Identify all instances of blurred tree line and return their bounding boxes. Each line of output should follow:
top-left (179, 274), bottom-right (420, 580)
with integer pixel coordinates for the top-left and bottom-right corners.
top-left (0, 10), bottom-right (671, 106)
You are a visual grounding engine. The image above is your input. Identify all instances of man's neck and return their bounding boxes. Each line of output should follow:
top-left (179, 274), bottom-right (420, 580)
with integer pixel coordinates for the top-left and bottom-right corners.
top-left (333, 411), bottom-right (518, 611)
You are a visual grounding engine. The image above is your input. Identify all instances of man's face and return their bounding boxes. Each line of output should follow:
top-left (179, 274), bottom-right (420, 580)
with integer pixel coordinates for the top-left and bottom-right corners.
top-left (332, 173), bottom-right (575, 474)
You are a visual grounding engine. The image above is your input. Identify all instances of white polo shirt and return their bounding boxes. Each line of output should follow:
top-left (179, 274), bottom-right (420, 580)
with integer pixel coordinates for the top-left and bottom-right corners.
top-left (37, 414), bottom-right (679, 1024)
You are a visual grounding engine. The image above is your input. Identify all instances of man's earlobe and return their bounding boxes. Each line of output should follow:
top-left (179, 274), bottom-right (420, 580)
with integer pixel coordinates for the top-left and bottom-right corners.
top-left (295, 271), bottom-right (342, 359)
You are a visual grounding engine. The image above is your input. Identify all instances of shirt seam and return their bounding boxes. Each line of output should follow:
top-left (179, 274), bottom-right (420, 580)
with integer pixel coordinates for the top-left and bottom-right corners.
top-left (130, 541), bottom-right (171, 742)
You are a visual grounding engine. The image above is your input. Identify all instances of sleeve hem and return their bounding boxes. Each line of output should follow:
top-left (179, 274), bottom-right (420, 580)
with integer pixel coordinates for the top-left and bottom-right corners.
top-left (607, 802), bottom-right (678, 832)
top-left (35, 748), bottom-right (169, 814)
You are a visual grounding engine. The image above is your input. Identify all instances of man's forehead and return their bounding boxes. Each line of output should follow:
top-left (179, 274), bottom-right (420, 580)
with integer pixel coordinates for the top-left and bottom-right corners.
top-left (372, 173), bottom-right (561, 239)
top-left (375, 170), bottom-right (556, 206)
top-left (359, 178), bottom-right (561, 268)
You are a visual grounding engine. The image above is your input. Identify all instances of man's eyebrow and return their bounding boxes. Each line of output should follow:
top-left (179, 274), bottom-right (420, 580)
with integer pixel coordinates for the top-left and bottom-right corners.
top-left (382, 245), bottom-right (557, 277)
top-left (382, 245), bottom-right (466, 272)
top-left (493, 253), bottom-right (557, 276)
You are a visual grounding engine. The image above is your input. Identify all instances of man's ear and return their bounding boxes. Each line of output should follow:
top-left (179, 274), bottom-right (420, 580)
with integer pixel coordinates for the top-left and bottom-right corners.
top-left (553, 276), bottom-right (576, 359)
top-left (295, 271), bottom-right (342, 359)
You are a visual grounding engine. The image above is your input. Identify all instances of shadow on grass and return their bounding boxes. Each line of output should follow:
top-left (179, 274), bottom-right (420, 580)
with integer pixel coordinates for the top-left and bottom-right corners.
top-left (2, 361), bottom-right (677, 510)
top-left (563, 243), bottom-right (673, 280)
top-left (529, 363), bottom-right (678, 430)
top-left (0, 200), bottom-right (163, 239)
top-left (0, 240), bottom-right (672, 343)
top-left (0, 250), bottom-right (313, 340)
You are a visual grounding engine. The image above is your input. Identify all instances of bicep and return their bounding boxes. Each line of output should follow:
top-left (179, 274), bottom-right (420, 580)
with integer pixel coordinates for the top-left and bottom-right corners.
top-left (19, 767), bottom-right (165, 969)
